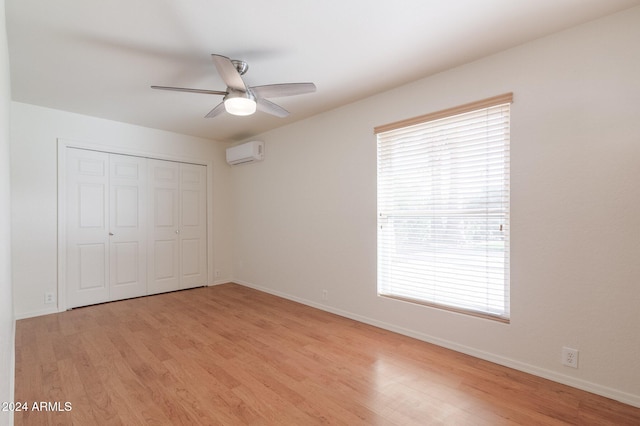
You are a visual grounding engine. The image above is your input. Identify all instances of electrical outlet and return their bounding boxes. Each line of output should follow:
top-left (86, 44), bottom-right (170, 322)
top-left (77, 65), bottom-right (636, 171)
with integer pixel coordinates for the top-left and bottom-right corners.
top-left (562, 347), bottom-right (579, 368)
top-left (44, 292), bottom-right (55, 304)
top-left (215, 270), bottom-right (221, 278)
top-left (322, 290), bottom-right (328, 301)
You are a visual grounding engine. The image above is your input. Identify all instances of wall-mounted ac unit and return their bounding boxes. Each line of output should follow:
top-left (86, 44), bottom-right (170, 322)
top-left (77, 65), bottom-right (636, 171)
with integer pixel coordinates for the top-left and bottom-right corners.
top-left (226, 140), bottom-right (265, 165)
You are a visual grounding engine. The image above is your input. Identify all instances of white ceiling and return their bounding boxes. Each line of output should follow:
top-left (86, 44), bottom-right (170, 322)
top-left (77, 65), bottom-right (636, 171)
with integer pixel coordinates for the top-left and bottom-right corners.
top-left (6, 0), bottom-right (640, 142)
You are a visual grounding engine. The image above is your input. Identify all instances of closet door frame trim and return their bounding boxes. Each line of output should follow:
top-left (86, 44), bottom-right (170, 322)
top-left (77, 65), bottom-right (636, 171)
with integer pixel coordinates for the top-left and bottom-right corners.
top-left (57, 138), bottom-right (214, 311)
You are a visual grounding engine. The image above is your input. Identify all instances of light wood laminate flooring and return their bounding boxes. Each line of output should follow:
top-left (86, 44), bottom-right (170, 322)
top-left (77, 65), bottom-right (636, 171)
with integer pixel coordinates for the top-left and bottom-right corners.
top-left (14, 284), bottom-right (640, 425)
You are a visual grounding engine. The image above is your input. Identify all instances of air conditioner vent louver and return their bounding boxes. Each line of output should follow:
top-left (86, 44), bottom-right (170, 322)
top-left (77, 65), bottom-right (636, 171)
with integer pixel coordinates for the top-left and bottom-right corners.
top-left (226, 141), bottom-right (264, 165)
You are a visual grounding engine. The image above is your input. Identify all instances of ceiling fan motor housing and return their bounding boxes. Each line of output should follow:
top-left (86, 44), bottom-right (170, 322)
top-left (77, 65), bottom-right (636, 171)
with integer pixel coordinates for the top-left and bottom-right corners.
top-left (231, 60), bottom-right (249, 75)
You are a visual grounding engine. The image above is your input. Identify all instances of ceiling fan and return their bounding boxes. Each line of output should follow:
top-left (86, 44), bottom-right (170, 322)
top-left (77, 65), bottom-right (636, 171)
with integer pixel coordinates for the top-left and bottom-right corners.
top-left (151, 54), bottom-right (316, 118)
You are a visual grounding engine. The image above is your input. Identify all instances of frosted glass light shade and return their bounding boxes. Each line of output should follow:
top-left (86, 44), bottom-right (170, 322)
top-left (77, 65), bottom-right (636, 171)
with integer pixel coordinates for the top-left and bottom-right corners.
top-left (224, 96), bottom-right (256, 116)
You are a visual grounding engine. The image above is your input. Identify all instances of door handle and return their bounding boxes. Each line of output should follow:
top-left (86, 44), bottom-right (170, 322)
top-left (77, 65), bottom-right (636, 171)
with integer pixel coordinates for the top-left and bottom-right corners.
top-left (175, 230), bottom-right (180, 234)
top-left (109, 232), bottom-right (114, 236)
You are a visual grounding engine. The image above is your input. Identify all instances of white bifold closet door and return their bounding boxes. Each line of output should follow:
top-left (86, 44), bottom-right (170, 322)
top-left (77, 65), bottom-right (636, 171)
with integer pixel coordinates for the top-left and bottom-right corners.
top-left (66, 149), bottom-right (147, 309)
top-left (147, 159), bottom-right (207, 294)
top-left (65, 149), bottom-right (207, 309)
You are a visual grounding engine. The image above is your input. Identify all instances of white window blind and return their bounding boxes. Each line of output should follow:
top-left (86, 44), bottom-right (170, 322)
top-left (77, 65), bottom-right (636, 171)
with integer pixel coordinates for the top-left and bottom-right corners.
top-left (376, 94), bottom-right (511, 321)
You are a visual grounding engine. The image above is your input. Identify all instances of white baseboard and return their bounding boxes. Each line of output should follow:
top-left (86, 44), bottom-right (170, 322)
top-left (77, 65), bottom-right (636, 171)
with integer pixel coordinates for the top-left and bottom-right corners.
top-left (233, 279), bottom-right (640, 408)
top-left (20, 284), bottom-right (228, 319)
top-left (14, 306), bottom-right (59, 320)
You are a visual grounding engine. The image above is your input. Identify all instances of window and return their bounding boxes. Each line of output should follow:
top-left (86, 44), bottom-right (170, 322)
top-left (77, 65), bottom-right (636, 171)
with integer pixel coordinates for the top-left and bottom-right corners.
top-left (375, 93), bottom-right (512, 321)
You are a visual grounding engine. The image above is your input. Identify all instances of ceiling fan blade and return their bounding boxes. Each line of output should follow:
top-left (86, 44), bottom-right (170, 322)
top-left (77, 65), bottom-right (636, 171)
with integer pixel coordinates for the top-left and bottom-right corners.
top-left (211, 54), bottom-right (246, 92)
top-left (151, 85), bottom-right (227, 96)
top-left (257, 98), bottom-right (289, 118)
top-left (205, 102), bottom-right (226, 118)
top-left (251, 83), bottom-right (316, 98)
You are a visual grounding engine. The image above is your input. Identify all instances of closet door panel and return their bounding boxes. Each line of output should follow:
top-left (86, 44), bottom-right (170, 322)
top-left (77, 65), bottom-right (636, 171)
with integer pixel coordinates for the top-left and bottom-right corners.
top-left (180, 163), bottom-right (207, 289)
top-left (109, 154), bottom-right (147, 301)
top-left (66, 149), bottom-right (110, 308)
top-left (148, 159), bottom-right (180, 294)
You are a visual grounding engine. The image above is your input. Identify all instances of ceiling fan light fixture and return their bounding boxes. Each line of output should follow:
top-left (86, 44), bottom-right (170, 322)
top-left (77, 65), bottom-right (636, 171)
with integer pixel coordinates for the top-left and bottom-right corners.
top-left (224, 92), bottom-right (256, 116)
top-left (152, 55), bottom-right (314, 119)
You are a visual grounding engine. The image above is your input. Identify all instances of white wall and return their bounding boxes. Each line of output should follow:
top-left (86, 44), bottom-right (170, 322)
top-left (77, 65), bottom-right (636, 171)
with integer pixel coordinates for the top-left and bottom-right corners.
top-left (0, 1), bottom-right (14, 424)
top-left (232, 7), bottom-right (640, 406)
top-left (10, 102), bottom-right (234, 318)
